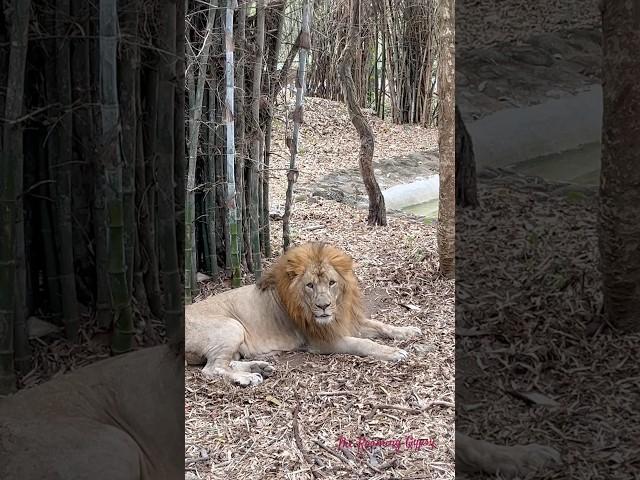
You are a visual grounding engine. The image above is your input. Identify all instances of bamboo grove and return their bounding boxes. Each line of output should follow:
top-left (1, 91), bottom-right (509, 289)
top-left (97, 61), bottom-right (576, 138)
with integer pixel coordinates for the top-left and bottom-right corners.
top-left (0, 0), bottom-right (185, 393)
top-left (185, 0), bottom-right (309, 298)
top-left (308, 0), bottom-right (438, 125)
top-left (185, 0), bottom-right (439, 300)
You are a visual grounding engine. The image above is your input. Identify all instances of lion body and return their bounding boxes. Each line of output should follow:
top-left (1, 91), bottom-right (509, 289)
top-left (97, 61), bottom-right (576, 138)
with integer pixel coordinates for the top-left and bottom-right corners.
top-left (185, 284), bottom-right (307, 364)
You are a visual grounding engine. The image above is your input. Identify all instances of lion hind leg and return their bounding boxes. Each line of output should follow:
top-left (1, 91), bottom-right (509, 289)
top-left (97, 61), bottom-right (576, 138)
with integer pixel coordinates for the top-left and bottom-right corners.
top-left (311, 336), bottom-right (410, 362)
top-left (357, 318), bottom-right (422, 340)
top-left (202, 359), bottom-right (265, 387)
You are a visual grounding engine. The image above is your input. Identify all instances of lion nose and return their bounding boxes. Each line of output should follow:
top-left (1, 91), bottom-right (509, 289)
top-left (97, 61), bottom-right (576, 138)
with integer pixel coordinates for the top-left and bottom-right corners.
top-left (316, 302), bottom-right (330, 311)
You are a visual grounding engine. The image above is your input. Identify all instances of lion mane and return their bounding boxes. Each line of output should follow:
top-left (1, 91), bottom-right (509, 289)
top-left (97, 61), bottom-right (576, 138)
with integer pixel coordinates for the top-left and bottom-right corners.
top-left (257, 242), bottom-right (364, 342)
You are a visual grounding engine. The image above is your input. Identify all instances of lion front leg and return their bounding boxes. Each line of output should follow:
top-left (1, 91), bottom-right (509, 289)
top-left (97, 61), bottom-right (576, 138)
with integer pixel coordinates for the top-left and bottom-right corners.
top-left (357, 318), bottom-right (422, 340)
top-left (187, 316), bottom-right (269, 387)
top-left (309, 336), bottom-right (409, 362)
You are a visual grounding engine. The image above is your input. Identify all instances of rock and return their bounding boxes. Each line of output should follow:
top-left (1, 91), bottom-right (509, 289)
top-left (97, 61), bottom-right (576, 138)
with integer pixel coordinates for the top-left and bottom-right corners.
top-left (196, 272), bottom-right (211, 282)
top-left (28, 316), bottom-right (61, 338)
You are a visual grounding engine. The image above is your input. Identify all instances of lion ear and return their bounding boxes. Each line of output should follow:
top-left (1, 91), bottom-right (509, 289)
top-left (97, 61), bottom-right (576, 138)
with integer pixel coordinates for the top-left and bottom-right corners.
top-left (285, 259), bottom-right (304, 278)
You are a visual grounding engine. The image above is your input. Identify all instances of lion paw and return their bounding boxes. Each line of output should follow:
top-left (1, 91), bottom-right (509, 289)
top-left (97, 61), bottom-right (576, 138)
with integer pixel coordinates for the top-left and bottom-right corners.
top-left (251, 361), bottom-right (275, 378)
top-left (486, 443), bottom-right (561, 478)
top-left (232, 372), bottom-right (264, 387)
top-left (394, 326), bottom-right (422, 340)
top-left (388, 349), bottom-right (409, 362)
top-left (231, 360), bottom-right (275, 378)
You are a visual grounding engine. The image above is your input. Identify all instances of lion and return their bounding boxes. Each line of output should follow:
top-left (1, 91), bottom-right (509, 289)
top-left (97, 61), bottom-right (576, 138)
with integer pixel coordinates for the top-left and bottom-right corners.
top-left (0, 344), bottom-right (184, 479)
top-left (185, 242), bottom-right (422, 386)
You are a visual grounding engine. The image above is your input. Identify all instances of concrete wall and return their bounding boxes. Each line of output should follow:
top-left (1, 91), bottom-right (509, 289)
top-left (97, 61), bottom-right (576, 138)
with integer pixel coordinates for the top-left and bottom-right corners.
top-left (465, 85), bottom-right (602, 170)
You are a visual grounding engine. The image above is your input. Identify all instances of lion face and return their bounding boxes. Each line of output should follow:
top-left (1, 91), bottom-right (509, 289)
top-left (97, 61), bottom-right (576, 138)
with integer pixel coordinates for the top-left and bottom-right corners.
top-left (257, 242), bottom-right (364, 340)
top-left (299, 264), bottom-right (341, 325)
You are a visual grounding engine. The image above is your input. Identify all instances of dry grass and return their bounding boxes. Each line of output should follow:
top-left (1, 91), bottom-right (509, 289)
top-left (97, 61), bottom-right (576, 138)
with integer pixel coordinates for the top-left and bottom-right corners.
top-left (185, 97), bottom-right (453, 479)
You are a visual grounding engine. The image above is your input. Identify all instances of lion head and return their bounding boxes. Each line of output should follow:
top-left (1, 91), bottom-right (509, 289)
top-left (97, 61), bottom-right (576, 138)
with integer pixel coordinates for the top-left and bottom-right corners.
top-left (257, 242), bottom-right (363, 342)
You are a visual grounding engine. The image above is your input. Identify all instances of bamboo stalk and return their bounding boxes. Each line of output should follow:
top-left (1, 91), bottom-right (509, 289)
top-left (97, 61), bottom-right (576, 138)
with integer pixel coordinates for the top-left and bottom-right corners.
top-left (225, 0), bottom-right (242, 287)
top-left (156, 0), bottom-right (183, 339)
top-left (282, 0), bottom-right (313, 251)
top-left (206, 81), bottom-right (218, 276)
top-left (186, 2), bottom-right (216, 303)
top-left (100, 0), bottom-right (134, 353)
top-left (118, 0), bottom-right (141, 319)
top-left (236, 1), bottom-right (248, 273)
top-left (0, 0), bottom-right (31, 394)
top-left (53, 0), bottom-right (80, 341)
top-left (249, 0), bottom-right (265, 278)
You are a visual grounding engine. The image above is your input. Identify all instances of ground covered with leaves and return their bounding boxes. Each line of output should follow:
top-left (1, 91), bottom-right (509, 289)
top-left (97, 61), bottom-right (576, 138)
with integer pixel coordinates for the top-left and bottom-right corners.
top-left (456, 170), bottom-right (640, 479)
top-left (185, 98), bottom-right (454, 479)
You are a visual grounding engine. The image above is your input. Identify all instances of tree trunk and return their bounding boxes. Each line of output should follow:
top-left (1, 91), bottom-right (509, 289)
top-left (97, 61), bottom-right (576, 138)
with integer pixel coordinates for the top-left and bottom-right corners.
top-left (225, 0), bottom-right (242, 287)
top-left (338, 0), bottom-right (386, 226)
top-left (437, 0), bottom-right (454, 278)
top-left (282, 0), bottom-right (313, 250)
top-left (599, 0), bottom-right (640, 332)
top-left (455, 106), bottom-right (478, 208)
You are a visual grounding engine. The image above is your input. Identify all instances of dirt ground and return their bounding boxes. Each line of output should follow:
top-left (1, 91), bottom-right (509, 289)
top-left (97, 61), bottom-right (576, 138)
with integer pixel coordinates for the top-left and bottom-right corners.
top-left (185, 98), bottom-right (454, 479)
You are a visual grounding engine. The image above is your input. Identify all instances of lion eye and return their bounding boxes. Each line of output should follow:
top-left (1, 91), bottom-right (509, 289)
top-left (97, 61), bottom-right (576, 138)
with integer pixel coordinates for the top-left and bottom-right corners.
top-left (329, 280), bottom-right (336, 286)
top-left (306, 283), bottom-right (314, 289)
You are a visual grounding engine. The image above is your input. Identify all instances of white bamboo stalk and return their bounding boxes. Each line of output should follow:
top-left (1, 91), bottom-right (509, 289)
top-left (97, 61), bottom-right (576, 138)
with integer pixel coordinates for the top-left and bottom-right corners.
top-left (225, 0), bottom-right (241, 286)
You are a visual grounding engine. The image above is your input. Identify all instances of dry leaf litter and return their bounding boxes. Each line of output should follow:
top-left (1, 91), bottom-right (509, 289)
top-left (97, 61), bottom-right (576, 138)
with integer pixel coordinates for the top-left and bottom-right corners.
top-left (456, 169), bottom-right (640, 479)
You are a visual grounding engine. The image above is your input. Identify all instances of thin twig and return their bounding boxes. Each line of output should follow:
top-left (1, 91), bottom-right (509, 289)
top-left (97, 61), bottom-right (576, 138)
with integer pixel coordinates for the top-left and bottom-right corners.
top-left (312, 439), bottom-right (358, 473)
top-left (293, 394), bottom-right (323, 479)
top-left (316, 390), bottom-right (359, 397)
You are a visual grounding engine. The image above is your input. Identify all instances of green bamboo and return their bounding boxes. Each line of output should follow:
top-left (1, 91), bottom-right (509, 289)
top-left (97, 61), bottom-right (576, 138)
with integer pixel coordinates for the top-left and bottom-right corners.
top-left (100, 0), bottom-right (134, 354)
top-left (175, 0), bottom-right (187, 282)
top-left (140, 51), bottom-right (164, 320)
top-left (0, 0), bottom-right (31, 394)
top-left (186, 2), bottom-right (216, 303)
top-left (249, 0), bottom-right (265, 279)
top-left (118, 0), bottom-right (140, 313)
top-left (225, 0), bottom-right (242, 287)
top-left (205, 83), bottom-right (218, 276)
top-left (54, 0), bottom-right (80, 340)
top-left (156, 0), bottom-right (183, 339)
